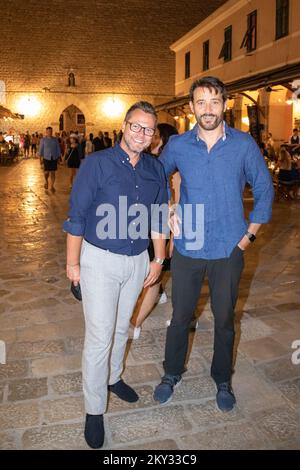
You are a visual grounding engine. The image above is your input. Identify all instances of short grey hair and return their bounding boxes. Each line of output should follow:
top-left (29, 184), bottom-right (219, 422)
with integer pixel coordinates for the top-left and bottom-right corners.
top-left (124, 101), bottom-right (157, 122)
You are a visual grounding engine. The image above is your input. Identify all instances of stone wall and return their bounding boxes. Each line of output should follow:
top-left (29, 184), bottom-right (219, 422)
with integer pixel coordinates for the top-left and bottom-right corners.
top-left (1, 0), bottom-right (227, 133)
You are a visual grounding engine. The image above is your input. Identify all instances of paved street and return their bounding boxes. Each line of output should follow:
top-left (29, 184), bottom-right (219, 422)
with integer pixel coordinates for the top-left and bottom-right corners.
top-left (0, 158), bottom-right (300, 450)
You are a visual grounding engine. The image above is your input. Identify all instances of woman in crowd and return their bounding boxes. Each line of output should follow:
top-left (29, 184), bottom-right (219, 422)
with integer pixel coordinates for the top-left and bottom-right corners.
top-left (65, 136), bottom-right (81, 188)
top-left (85, 133), bottom-right (94, 155)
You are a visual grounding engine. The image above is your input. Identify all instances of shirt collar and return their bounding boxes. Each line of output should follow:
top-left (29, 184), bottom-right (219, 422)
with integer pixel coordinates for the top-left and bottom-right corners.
top-left (114, 142), bottom-right (145, 163)
top-left (194, 121), bottom-right (232, 142)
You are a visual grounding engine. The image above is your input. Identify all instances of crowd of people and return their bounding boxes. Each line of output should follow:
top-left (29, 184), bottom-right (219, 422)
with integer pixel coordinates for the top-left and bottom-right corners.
top-left (31, 129), bottom-right (117, 191)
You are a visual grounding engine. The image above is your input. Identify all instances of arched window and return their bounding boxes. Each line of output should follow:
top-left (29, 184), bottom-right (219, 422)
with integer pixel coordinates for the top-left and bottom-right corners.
top-left (68, 73), bottom-right (75, 87)
top-left (0, 80), bottom-right (6, 105)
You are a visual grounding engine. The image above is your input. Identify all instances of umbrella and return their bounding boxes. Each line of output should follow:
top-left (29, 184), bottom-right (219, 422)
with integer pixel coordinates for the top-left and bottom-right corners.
top-left (0, 105), bottom-right (23, 120)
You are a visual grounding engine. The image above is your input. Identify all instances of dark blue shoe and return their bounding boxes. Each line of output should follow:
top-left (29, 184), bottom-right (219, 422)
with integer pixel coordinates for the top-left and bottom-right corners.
top-left (153, 374), bottom-right (182, 404)
top-left (84, 414), bottom-right (104, 449)
top-left (108, 379), bottom-right (139, 403)
top-left (216, 382), bottom-right (236, 412)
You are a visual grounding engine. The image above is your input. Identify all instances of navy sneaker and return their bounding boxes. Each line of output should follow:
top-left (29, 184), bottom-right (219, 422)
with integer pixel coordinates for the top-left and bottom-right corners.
top-left (84, 414), bottom-right (104, 449)
top-left (153, 374), bottom-right (182, 404)
top-left (216, 382), bottom-right (236, 412)
top-left (108, 379), bottom-right (139, 403)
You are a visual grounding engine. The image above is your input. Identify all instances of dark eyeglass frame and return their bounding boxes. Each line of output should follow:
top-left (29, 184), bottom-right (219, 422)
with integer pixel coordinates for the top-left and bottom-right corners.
top-left (126, 121), bottom-right (155, 137)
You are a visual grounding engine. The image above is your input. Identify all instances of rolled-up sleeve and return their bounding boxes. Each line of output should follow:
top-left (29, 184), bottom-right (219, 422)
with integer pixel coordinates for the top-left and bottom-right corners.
top-left (244, 138), bottom-right (274, 223)
top-left (63, 157), bottom-right (102, 236)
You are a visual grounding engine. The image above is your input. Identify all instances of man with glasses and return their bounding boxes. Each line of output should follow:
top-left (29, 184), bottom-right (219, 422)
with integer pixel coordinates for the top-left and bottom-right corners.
top-left (63, 101), bottom-right (168, 449)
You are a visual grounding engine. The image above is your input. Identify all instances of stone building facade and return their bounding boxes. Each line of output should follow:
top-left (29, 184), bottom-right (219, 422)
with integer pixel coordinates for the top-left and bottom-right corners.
top-left (160, 0), bottom-right (300, 146)
top-left (0, 0), bottom-right (226, 135)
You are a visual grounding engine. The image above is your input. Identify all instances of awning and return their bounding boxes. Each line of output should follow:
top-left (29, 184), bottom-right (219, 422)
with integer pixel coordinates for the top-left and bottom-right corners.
top-left (156, 62), bottom-right (300, 114)
top-left (0, 105), bottom-right (23, 120)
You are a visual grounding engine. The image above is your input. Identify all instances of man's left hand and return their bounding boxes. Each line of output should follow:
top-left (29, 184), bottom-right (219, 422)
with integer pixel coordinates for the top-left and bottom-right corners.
top-left (237, 235), bottom-right (251, 251)
top-left (143, 261), bottom-right (163, 288)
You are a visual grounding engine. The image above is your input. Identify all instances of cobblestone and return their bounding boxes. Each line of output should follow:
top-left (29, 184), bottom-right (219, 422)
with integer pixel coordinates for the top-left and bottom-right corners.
top-left (0, 160), bottom-right (299, 449)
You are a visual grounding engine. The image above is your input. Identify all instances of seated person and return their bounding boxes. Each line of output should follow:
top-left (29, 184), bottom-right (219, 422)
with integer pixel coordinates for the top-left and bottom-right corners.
top-left (277, 147), bottom-right (298, 198)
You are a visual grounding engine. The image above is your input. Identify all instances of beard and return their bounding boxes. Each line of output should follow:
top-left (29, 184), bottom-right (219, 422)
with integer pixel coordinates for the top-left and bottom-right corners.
top-left (196, 113), bottom-right (223, 131)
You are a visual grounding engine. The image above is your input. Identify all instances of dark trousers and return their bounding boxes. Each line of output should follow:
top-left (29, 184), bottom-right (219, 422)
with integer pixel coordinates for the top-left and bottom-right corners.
top-left (164, 246), bottom-right (244, 385)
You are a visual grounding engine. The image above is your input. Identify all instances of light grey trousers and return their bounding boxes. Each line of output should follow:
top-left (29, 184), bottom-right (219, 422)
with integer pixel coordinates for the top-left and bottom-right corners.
top-left (80, 240), bottom-right (149, 414)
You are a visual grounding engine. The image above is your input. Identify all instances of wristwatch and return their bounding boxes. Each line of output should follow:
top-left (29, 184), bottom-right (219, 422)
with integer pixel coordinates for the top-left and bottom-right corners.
top-left (153, 257), bottom-right (165, 265)
top-left (245, 231), bottom-right (256, 242)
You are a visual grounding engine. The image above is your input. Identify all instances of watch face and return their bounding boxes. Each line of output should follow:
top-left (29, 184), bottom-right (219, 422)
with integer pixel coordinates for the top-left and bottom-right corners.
top-left (247, 232), bottom-right (256, 242)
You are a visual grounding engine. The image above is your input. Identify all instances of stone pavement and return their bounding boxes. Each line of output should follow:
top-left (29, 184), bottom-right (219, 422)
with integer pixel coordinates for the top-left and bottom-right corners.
top-left (0, 158), bottom-right (300, 450)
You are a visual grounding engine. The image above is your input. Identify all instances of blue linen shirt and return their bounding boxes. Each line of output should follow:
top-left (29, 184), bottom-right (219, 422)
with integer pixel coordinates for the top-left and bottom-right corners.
top-left (39, 137), bottom-right (61, 160)
top-left (63, 144), bottom-right (168, 256)
top-left (159, 123), bottom-right (274, 260)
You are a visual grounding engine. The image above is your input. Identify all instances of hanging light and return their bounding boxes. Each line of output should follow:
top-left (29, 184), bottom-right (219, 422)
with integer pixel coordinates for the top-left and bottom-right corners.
top-left (17, 96), bottom-right (41, 117)
top-left (103, 97), bottom-right (124, 118)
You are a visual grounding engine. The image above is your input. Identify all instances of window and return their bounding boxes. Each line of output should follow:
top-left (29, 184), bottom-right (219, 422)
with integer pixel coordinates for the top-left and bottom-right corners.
top-left (185, 51), bottom-right (190, 79)
top-left (77, 114), bottom-right (85, 125)
top-left (276, 0), bottom-right (289, 39)
top-left (203, 40), bottom-right (209, 71)
top-left (219, 26), bottom-right (232, 62)
top-left (240, 10), bottom-right (257, 52)
top-left (68, 72), bottom-right (75, 87)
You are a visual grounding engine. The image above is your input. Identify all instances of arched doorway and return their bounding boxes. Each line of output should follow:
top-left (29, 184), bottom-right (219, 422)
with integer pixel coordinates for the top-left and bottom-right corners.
top-left (59, 104), bottom-right (85, 134)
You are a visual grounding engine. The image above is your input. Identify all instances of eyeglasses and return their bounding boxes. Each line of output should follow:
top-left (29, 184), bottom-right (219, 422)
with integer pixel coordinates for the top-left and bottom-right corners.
top-left (126, 121), bottom-right (155, 137)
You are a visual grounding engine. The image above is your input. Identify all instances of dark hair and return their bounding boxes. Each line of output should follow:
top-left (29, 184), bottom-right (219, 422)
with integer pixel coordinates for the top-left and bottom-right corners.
top-left (125, 101), bottom-right (157, 123)
top-left (293, 128), bottom-right (298, 132)
top-left (157, 123), bottom-right (178, 150)
top-left (189, 76), bottom-right (227, 103)
top-left (46, 126), bottom-right (53, 131)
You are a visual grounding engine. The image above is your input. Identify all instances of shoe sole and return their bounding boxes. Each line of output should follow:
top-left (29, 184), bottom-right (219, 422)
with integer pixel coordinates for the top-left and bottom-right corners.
top-left (153, 378), bottom-right (182, 405)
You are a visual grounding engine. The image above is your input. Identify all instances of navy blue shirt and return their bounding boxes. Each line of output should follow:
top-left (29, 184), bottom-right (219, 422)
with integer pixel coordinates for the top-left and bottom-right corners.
top-left (63, 144), bottom-right (168, 255)
top-left (159, 123), bottom-right (274, 260)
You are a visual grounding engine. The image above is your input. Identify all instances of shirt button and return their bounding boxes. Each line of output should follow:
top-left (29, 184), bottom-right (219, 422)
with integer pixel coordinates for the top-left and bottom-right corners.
top-left (122, 161), bottom-right (125, 163)
top-left (136, 185), bottom-right (138, 188)
top-left (131, 240), bottom-right (133, 244)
